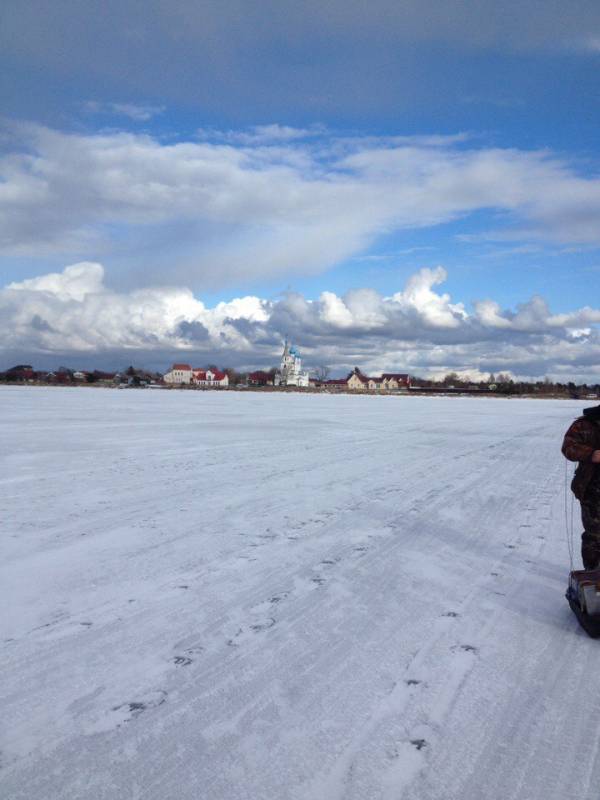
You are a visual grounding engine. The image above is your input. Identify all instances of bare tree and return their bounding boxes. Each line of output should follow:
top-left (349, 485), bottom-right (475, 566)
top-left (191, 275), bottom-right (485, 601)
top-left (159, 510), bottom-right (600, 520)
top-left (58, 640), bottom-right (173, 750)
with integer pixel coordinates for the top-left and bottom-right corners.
top-left (313, 365), bottom-right (331, 382)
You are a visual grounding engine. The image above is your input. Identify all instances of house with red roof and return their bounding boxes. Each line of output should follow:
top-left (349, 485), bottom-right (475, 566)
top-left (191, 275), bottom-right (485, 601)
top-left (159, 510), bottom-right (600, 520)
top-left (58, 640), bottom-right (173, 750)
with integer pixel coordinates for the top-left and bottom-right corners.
top-left (248, 370), bottom-right (273, 386)
top-left (191, 368), bottom-right (229, 388)
top-left (163, 364), bottom-right (193, 384)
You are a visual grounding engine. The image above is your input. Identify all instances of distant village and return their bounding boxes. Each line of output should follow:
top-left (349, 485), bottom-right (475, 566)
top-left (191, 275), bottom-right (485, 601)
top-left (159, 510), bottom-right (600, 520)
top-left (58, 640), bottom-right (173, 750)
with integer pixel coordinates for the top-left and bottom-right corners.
top-left (161, 341), bottom-right (411, 392)
top-left (1, 340), bottom-right (598, 398)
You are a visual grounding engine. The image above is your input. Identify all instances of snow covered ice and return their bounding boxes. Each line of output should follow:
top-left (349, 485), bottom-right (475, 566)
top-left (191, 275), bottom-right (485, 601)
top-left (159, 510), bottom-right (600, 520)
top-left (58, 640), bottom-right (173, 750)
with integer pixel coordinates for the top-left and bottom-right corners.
top-left (1, 386), bottom-right (599, 799)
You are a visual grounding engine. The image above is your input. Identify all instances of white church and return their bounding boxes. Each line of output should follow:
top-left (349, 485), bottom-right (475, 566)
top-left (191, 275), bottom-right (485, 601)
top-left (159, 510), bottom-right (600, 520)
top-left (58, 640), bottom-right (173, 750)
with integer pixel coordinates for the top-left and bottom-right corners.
top-left (274, 340), bottom-right (310, 387)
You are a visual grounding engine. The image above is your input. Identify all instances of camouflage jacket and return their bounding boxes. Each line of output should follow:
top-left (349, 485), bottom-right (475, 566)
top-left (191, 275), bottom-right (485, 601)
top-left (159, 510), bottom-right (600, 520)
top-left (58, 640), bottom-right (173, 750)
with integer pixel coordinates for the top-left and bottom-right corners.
top-left (562, 417), bottom-right (600, 500)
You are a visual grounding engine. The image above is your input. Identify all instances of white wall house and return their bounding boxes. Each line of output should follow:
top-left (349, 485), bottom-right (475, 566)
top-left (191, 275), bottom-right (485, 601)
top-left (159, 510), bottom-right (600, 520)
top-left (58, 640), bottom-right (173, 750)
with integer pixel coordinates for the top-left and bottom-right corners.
top-left (163, 364), bottom-right (193, 384)
top-left (192, 369), bottom-right (229, 387)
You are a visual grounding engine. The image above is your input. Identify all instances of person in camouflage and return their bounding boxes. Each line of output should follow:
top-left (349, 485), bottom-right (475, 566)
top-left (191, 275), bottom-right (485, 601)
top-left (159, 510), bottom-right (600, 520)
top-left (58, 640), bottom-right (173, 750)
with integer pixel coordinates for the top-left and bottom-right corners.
top-left (562, 404), bottom-right (600, 569)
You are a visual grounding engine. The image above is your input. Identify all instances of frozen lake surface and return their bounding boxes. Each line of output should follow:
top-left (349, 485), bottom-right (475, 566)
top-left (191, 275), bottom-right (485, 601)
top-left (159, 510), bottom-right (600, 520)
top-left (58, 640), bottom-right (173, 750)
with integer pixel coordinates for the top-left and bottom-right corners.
top-left (1, 387), bottom-right (598, 799)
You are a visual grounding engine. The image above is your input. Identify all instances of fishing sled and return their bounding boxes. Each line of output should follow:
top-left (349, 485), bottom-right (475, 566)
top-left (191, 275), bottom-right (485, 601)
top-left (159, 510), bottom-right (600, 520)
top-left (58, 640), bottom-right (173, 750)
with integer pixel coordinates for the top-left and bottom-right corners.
top-left (567, 570), bottom-right (600, 638)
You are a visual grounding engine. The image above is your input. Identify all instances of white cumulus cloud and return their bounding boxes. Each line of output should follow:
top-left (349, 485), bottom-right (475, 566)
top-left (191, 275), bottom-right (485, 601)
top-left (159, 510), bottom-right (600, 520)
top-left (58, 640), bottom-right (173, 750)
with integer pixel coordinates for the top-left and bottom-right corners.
top-left (1, 262), bottom-right (599, 382)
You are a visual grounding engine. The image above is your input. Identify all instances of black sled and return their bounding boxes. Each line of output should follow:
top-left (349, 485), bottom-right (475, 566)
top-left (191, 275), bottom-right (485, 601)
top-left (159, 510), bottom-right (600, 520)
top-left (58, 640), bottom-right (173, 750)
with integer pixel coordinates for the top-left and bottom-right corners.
top-left (567, 569), bottom-right (600, 638)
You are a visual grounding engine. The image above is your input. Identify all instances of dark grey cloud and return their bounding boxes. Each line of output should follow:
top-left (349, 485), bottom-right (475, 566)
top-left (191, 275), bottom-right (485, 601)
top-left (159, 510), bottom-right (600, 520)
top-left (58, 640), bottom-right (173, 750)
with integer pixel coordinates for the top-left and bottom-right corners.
top-left (176, 320), bottom-right (210, 342)
top-left (6, 1), bottom-right (600, 68)
top-left (2, 1), bottom-right (600, 124)
top-left (30, 314), bottom-right (55, 332)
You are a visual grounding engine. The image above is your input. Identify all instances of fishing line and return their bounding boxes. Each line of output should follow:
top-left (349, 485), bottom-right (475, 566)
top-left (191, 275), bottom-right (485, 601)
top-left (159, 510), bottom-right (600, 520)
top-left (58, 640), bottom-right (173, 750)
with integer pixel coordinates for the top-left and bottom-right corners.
top-left (565, 457), bottom-right (575, 571)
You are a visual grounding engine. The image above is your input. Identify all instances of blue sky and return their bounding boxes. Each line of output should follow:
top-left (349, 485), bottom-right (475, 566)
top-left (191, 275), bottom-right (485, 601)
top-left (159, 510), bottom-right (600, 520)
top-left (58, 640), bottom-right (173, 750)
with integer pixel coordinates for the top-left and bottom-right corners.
top-left (1, 1), bottom-right (600, 379)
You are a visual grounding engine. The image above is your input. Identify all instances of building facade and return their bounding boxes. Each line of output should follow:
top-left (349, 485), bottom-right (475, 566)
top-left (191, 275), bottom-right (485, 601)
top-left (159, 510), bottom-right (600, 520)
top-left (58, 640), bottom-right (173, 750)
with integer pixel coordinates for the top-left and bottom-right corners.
top-left (274, 341), bottom-right (310, 387)
top-left (163, 364), bottom-right (229, 387)
top-left (381, 373), bottom-right (411, 391)
top-left (163, 364), bottom-right (193, 384)
top-left (191, 368), bottom-right (229, 387)
top-left (323, 367), bottom-right (410, 391)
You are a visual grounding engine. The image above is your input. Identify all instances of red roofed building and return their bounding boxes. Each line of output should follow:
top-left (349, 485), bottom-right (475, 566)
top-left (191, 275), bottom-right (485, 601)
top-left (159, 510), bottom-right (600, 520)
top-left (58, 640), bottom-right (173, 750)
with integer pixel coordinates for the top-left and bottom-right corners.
top-left (4, 365), bottom-right (36, 382)
top-left (164, 364), bottom-right (192, 384)
top-left (248, 370), bottom-right (273, 386)
top-left (192, 368), bottom-right (229, 388)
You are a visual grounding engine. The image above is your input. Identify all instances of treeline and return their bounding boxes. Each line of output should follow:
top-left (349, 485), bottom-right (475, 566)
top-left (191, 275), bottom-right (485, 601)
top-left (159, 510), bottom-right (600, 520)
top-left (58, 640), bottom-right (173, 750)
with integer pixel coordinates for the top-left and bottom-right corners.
top-left (411, 372), bottom-right (600, 398)
top-left (0, 363), bottom-right (253, 386)
top-left (0, 365), bottom-right (161, 385)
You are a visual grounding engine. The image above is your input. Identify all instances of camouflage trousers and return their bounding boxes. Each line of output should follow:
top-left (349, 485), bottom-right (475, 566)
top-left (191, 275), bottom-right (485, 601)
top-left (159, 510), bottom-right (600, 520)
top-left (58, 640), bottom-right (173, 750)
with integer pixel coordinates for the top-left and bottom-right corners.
top-left (581, 474), bottom-right (600, 570)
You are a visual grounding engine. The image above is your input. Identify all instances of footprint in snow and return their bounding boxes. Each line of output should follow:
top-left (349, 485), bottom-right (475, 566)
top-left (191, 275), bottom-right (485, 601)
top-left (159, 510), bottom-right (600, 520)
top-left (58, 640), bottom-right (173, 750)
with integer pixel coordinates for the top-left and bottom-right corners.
top-left (252, 594), bottom-right (289, 615)
top-left (173, 655), bottom-right (193, 666)
top-left (227, 629), bottom-right (244, 646)
top-left (184, 646), bottom-right (204, 656)
top-left (173, 635), bottom-right (204, 657)
top-left (227, 618), bottom-right (276, 645)
top-left (111, 690), bottom-right (167, 726)
top-left (410, 739), bottom-right (428, 751)
top-left (250, 618), bottom-right (275, 632)
top-left (452, 644), bottom-right (478, 654)
top-left (268, 592), bottom-right (289, 604)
